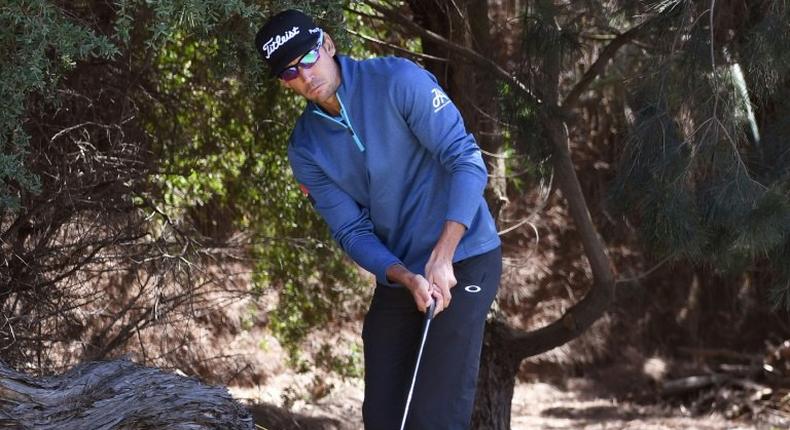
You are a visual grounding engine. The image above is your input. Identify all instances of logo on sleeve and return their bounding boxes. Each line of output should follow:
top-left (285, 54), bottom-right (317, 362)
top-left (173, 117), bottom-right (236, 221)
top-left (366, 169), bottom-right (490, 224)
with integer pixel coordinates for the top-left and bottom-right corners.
top-left (431, 88), bottom-right (451, 113)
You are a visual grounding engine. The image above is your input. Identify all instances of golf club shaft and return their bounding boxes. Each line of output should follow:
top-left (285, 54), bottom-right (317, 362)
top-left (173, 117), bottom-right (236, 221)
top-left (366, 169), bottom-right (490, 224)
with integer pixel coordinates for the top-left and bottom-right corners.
top-left (399, 300), bottom-right (436, 430)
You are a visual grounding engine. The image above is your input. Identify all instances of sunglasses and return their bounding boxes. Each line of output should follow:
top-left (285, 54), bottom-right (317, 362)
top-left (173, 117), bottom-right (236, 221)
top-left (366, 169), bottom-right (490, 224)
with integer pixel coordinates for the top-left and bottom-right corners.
top-left (279, 31), bottom-right (324, 81)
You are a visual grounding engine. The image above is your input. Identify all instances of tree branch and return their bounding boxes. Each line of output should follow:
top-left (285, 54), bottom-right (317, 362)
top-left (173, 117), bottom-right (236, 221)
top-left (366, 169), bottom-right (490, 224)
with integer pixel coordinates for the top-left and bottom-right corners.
top-left (562, 21), bottom-right (651, 111)
top-left (356, 0), bottom-right (542, 105)
top-left (511, 118), bottom-right (616, 359)
top-left (344, 28), bottom-right (448, 62)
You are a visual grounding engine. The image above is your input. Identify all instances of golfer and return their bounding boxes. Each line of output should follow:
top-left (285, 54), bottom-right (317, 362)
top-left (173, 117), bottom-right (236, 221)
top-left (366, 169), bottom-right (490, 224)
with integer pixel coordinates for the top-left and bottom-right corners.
top-left (256, 9), bottom-right (502, 429)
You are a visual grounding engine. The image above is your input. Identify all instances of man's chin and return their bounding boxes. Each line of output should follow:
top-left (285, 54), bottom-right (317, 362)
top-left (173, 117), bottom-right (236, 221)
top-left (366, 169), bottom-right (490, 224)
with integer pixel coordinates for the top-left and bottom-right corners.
top-left (307, 83), bottom-right (326, 99)
top-left (309, 92), bottom-right (333, 105)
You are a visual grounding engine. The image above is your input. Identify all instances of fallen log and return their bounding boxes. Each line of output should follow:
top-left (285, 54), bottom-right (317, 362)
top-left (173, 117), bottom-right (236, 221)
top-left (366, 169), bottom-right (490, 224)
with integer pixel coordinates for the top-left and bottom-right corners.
top-left (0, 357), bottom-right (254, 430)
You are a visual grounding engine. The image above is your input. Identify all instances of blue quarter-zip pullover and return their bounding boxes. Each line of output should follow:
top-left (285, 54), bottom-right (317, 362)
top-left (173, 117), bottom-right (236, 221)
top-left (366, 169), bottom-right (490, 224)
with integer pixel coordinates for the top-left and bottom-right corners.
top-left (287, 55), bottom-right (500, 285)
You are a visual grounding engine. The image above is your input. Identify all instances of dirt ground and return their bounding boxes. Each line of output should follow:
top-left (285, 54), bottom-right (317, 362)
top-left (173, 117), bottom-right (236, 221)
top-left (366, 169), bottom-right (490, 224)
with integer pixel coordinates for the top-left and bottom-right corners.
top-left (212, 269), bottom-right (786, 429)
top-left (231, 372), bottom-right (772, 430)
top-left (508, 381), bottom-right (758, 430)
top-left (219, 288), bottom-right (782, 430)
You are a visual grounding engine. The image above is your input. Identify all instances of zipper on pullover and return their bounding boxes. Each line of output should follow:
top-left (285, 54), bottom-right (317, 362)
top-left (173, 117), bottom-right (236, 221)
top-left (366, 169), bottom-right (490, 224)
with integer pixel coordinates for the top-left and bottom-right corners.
top-left (311, 94), bottom-right (365, 152)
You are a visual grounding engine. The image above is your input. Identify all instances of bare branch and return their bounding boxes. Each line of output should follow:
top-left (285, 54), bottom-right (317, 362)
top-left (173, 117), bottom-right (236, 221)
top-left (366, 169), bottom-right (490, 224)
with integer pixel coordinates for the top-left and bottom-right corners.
top-left (355, 0), bottom-right (542, 105)
top-left (345, 28), bottom-right (448, 62)
top-left (563, 21), bottom-right (651, 111)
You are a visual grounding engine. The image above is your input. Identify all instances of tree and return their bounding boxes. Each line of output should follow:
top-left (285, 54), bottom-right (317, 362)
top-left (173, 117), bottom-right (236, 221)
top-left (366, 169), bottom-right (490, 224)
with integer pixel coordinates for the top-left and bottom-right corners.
top-left (3, 1), bottom-right (788, 428)
top-left (0, 0), bottom-right (361, 376)
top-left (353, 1), bottom-right (790, 428)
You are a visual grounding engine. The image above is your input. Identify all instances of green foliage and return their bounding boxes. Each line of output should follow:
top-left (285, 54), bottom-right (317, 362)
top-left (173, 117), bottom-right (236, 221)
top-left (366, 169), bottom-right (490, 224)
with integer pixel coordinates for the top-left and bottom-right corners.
top-left (0, 0), bottom-right (118, 210)
top-left (609, 0), bottom-right (790, 305)
top-left (610, 103), bottom-right (704, 259)
top-left (498, 81), bottom-right (549, 190)
top-left (8, 0), bottom-right (786, 380)
top-left (521, 0), bottom-right (583, 74)
top-left (132, 0), bottom-right (364, 368)
top-left (2, 0), bottom-right (367, 373)
top-left (738, 4), bottom-right (790, 102)
top-left (314, 340), bottom-right (363, 378)
top-left (498, 2), bottom-right (585, 189)
top-left (264, 244), bottom-right (364, 362)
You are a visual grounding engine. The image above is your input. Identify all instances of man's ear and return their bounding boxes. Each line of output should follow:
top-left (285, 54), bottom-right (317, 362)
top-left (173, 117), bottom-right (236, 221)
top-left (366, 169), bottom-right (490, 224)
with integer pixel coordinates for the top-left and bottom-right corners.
top-left (323, 33), bottom-right (337, 56)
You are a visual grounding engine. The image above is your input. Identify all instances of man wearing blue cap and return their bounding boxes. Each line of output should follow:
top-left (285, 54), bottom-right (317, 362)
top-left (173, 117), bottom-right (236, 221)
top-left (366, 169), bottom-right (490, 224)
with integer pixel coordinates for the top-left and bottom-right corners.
top-left (255, 9), bottom-right (502, 429)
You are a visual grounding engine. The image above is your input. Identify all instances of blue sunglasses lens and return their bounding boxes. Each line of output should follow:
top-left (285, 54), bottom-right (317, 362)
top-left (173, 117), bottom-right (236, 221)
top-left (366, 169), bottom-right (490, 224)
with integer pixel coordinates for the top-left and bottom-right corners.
top-left (279, 34), bottom-right (323, 81)
top-left (300, 49), bottom-right (319, 65)
top-left (279, 48), bottom-right (320, 81)
top-left (280, 66), bottom-right (300, 81)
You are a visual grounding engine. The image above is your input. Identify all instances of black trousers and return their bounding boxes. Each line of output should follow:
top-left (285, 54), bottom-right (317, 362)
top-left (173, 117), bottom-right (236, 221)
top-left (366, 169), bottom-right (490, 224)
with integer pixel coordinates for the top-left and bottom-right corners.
top-left (361, 247), bottom-right (502, 430)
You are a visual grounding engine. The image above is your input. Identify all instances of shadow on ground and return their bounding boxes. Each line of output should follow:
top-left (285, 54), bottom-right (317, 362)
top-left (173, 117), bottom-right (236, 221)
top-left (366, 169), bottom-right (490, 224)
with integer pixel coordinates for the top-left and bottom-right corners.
top-left (248, 402), bottom-right (345, 430)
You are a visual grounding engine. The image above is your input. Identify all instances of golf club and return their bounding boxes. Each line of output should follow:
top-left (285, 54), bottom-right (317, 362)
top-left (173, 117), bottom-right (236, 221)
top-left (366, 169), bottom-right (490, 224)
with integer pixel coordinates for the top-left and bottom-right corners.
top-left (399, 298), bottom-right (437, 430)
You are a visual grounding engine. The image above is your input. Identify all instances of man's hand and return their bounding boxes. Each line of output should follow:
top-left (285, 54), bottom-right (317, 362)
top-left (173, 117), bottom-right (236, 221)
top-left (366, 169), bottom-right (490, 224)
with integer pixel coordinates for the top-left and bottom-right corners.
top-left (385, 221), bottom-right (465, 317)
top-left (425, 220), bottom-right (466, 316)
top-left (404, 273), bottom-right (439, 314)
top-left (386, 264), bottom-right (441, 314)
top-left (424, 255), bottom-right (455, 315)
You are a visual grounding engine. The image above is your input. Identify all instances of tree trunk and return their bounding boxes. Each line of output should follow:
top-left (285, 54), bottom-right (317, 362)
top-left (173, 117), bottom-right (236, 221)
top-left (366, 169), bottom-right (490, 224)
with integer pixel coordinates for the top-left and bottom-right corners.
top-left (0, 358), bottom-right (254, 430)
top-left (468, 0), bottom-right (509, 221)
top-left (471, 320), bottom-right (522, 430)
top-left (470, 112), bottom-right (616, 428)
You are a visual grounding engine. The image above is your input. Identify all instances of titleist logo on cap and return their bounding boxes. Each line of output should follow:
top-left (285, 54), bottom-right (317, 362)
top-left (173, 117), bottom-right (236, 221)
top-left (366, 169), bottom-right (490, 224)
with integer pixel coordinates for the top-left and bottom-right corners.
top-left (262, 26), bottom-right (300, 59)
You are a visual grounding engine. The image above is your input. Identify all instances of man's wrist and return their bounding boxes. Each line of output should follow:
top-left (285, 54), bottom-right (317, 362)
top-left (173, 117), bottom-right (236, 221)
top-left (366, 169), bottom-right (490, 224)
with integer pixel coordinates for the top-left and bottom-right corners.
top-left (386, 263), bottom-right (415, 286)
top-left (431, 220), bottom-right (466, 262)
top-left (429, 246), bottom-right (454, 263)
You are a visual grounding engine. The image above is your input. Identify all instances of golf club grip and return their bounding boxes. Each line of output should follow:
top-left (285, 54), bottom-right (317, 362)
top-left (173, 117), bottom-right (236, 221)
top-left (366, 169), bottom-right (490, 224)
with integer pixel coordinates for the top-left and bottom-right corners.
top-left (427, 299), bottom-right (436, 320)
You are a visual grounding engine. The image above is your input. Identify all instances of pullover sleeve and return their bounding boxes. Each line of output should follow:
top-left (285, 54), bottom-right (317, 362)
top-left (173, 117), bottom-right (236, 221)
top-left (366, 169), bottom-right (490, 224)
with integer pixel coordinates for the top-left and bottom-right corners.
top-left (288, 145), bottom-right (402, 283)
top-left (391, 60), bottom-right (489, 228)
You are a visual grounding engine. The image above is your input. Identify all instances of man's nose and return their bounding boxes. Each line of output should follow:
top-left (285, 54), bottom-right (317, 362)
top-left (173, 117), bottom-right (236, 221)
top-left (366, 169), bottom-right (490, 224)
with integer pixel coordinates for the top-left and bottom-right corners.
top-left (298, 66), bottom-right (314, 82)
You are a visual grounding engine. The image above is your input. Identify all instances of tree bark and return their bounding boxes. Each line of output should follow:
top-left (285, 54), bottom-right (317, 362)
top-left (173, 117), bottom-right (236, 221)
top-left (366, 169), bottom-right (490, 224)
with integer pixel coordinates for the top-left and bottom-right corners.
top-left (468, 0), bottom-right (509, 220)
top-left (470, 320), bottom-right (522, 430)
top-left (0, 358), bottom-right (254, 430)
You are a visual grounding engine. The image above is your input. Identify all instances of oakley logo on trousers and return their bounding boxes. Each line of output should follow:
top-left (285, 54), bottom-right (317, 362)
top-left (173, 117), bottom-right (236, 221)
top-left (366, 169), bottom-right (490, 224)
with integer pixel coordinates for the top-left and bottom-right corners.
top-left (464, 285), bottom-right (482, 293)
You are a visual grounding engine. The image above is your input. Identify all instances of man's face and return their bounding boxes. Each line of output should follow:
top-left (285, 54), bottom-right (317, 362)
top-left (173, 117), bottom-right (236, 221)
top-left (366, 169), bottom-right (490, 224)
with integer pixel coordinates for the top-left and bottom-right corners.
top-left (279, 33), bottom-right (341, 105)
